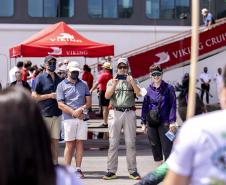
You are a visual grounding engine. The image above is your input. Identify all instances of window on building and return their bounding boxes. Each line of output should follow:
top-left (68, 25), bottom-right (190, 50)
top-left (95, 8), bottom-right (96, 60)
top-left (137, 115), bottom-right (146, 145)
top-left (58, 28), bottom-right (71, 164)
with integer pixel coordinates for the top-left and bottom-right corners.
top-left (28, 0), bottom-right (74, 17)
top-left (216, 0), bottom-right (226, 19)
top-left (88, 0), bottom-right (133, 18)
top-left (146, 0), bottom-right (190, 19)
top-left (103, 0), bottom-right (118, 18)
top-left (161, 0), bottom-right (175, 19)
top-left (0, 0), bottom-right (14, 16)
top-left (88, 0), bottom-right (102, 18)
top-left (176, 0), bottom-right (190, 19)
top-left (146, 0), bottom-right (160, 19)
top-left (118, 0), bottom-right (133, 18)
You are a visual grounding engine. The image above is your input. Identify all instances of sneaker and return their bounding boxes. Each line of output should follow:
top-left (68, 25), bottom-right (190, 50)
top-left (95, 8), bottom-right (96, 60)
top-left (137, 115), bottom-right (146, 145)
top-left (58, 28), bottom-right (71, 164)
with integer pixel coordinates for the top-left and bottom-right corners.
top-left (129, 171), bottom-right (141, 180)
top-left (76, 169), bottom-right (85, 179)
top-left (103, 172), bottom-right (117, 180)
top-left (100, 123), bottom-right (108, 128)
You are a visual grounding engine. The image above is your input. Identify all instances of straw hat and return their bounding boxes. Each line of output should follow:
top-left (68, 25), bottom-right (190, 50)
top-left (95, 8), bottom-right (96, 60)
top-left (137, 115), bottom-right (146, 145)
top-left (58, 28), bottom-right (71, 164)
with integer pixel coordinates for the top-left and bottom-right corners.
top-left (102, 62), bottom-right (112, 70)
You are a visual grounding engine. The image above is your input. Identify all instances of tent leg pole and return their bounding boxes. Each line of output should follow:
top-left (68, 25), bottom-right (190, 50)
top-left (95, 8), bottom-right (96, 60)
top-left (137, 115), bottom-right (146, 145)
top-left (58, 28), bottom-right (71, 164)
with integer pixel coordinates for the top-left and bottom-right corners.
top-left (7, 57), bottom-right (10, 84)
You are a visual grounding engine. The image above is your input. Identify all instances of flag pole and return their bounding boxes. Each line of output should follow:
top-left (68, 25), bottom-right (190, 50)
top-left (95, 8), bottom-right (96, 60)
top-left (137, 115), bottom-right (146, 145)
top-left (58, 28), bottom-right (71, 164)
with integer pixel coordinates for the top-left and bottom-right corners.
top-left (187, 0), bottom-right (200, 119)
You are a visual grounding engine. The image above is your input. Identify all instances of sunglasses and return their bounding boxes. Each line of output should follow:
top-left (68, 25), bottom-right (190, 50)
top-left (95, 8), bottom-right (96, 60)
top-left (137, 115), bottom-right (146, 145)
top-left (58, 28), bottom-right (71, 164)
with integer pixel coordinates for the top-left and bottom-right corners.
top-left (48, 61), bottom-right (56, 65)
top-left (118, 66), bottom-right (128, 69)
top-left (151, 72), bottom-right (162, 77)
top-left (58, 72), bottom-right (66, 75)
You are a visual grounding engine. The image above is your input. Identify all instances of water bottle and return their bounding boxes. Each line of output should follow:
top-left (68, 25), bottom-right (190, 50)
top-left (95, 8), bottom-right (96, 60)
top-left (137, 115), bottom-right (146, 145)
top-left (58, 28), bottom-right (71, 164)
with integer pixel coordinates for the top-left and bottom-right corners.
top-left (83, 109), bottom-right (90, 121)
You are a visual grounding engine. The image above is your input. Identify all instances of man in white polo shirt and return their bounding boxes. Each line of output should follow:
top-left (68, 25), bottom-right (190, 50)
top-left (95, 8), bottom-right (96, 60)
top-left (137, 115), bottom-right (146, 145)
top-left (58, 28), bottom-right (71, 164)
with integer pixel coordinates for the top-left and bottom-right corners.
top-left (56, 61), bottom-right (91, 178)
top-left (200, 67), bottom-right (211, 104)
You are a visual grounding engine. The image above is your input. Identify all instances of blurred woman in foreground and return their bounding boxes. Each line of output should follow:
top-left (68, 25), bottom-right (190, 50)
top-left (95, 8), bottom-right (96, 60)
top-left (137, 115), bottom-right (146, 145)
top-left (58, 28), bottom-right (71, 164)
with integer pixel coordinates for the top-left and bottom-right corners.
top-left (0, 87), bottom-right (82, 185)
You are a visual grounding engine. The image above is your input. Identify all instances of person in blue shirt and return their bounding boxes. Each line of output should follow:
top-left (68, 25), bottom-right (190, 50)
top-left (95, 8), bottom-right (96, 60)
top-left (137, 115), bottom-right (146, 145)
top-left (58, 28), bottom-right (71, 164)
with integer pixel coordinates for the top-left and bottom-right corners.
top-left (141, 64), bottom-right (177, 166)
top-left (202, 8), bottom-right (215, 27)
top-left (56, 61), bottom-right (91, 179)
top-left (32, 55), bottom-right (62, 165)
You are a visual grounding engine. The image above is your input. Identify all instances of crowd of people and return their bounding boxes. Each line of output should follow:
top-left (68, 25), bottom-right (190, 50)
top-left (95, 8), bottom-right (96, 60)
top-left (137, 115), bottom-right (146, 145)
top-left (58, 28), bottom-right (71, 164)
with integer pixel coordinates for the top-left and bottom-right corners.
top-left (0, 9), bottom-right (223, 184)
top-left (2, 52), bottom-right (226, 183)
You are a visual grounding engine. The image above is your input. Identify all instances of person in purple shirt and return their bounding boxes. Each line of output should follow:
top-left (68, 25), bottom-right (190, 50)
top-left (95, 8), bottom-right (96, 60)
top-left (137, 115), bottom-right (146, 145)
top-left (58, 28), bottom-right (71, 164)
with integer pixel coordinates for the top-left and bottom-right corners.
top-left (141, 64), bottom-right (177, 166)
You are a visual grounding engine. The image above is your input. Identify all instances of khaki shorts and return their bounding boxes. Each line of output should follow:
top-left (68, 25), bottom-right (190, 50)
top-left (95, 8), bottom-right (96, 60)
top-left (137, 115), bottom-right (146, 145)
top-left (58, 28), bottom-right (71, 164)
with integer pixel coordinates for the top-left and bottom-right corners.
top-left (63, 119), bottom-right (87, 141)
top-left (44, 116), bottom-right (61, 139)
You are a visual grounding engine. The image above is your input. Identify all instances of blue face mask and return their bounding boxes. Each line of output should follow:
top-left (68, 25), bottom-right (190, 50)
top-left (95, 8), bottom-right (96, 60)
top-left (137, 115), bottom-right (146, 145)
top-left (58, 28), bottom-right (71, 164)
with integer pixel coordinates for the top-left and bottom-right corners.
top-left (48, 64), bottom-right (56, 72)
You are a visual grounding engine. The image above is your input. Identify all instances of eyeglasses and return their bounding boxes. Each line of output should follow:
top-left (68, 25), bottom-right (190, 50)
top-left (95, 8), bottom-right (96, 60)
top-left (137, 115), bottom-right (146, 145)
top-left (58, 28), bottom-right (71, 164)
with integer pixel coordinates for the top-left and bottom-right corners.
top-left (151, 72), bottom-right (162, 77)
top-left (118, 66), bottom-right (128, 69)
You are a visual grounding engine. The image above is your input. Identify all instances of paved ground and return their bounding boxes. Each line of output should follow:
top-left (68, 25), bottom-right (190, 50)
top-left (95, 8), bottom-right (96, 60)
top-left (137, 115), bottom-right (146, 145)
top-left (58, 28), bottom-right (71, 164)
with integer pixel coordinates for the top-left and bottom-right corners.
top-left (58, 133), bottom-right (158, 185)
top-left (57, 103), bottom-right (221, 185)
top-left (57, 102), bottom-right (220, 184)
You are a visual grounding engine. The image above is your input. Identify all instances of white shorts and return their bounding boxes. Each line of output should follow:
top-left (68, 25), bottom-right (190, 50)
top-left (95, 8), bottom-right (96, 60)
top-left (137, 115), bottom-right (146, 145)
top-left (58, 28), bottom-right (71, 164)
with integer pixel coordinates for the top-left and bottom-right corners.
top-left (63, 119), bottom-right (88, 141)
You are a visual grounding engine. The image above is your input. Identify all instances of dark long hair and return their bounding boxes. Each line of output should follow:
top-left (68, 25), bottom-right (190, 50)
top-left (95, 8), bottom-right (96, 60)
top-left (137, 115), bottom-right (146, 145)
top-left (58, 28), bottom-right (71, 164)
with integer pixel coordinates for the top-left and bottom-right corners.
top-left (176, 73), bottom-right (205, 121)
top-left (0, 87), bottom-right (55, 185)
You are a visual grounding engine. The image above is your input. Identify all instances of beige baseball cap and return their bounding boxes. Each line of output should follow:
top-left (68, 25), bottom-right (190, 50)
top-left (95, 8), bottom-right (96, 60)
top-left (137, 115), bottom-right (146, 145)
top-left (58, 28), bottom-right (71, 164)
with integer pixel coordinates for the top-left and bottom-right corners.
top-left (67, 61), bottom-right (81, 72)
top-left (117, 57), bottom-right (128, 66)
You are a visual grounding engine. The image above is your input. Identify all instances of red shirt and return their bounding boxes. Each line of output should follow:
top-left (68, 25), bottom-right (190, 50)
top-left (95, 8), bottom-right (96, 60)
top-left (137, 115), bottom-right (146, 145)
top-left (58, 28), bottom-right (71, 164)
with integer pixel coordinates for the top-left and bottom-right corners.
top-left (21, 68), bottom-right (28, 81)
top-left (82, 71), bottom-right (93, 90)
top-left (98, 71), bottom-right (112, 91)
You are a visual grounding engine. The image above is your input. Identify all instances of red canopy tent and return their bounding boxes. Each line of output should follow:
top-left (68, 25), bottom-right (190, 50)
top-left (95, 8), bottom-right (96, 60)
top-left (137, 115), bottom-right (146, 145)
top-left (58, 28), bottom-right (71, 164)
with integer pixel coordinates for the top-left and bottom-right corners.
top-left (9, 21), bottom-right (114, 58)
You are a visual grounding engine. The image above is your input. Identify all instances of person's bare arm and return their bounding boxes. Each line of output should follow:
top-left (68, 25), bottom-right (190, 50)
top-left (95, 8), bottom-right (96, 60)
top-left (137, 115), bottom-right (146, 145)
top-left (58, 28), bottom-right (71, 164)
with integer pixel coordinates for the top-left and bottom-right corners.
top-left (90, 82), bottom-right (98, 93)
top-left (208, 20), bottom-right (213, 27)
top-left (58, 101), bottom-right (74, 116)
top-left (84, 95), bottom-right (91, 109)
top-left (163, 170), bottom-right (189, 185)
top-left (32, 91), bottom-right (56, 101)
top-left (105, 78), bottom-right (118, 99)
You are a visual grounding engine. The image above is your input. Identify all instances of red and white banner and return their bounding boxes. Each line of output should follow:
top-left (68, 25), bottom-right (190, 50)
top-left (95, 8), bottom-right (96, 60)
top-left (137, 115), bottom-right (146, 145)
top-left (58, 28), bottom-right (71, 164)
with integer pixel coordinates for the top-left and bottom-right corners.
top-left (128, 23), bottom-right (226, 78)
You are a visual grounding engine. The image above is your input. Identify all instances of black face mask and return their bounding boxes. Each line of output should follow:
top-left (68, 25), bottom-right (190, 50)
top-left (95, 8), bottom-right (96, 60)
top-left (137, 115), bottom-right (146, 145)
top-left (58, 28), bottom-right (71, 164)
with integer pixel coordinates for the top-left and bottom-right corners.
top-left (48, 64), bottom-right (56, 72)
top-left (70, 71), bottom-right (79, 80)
